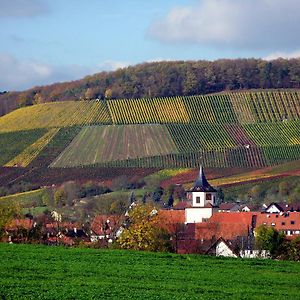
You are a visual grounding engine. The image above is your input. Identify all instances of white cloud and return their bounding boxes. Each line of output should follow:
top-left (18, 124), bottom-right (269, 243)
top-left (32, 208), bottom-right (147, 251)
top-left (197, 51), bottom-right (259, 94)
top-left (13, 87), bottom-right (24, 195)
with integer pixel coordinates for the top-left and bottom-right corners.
top-left (148, 0), bottom-right (300, 51)
top-left (98, 60), bottom-right (129, 71)
top-left (0, 0), bottom-right (50, 18)
top-left (0, 53), bottom-right (130, 91)
top-left (264, 50), bottom-right (300, 61)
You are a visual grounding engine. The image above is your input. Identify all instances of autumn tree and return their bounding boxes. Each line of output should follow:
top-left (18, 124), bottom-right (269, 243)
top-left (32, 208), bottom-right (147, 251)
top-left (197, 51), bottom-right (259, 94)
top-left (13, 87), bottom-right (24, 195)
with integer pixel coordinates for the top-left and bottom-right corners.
top-left (54, 188), bottom-right (67, 207)
top-left (117, 203), bottom-right (171, 252)
top-left (0, 202), bottom-right (21, 238)
top-left (255, 225), bottom-right (285, 258)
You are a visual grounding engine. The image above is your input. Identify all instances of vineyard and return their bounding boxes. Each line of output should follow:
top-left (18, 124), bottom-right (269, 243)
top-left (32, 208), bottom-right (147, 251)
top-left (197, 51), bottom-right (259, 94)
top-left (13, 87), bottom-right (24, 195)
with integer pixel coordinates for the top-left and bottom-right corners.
top-left (1, 90), bottom-right (300, 169)
top-left (50, 125), bottom-right (178, 167)
top-left (1, 244), bottom-right (300, 300)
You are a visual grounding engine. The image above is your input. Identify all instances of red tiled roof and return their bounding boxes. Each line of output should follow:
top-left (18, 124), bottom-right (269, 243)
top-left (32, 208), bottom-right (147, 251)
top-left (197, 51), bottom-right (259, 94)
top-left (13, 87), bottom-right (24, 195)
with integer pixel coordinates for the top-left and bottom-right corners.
top-left (158, 210), bottom-right (185, 233)
top-left (5, 219), bottom-right (33, 230)
top-left (209, 212), bottom-right (257, 224)
top-left (192, 212), bottom-right (257, 240)
top-left (45, 222), bottom-right (81, 229)
top-left (256, 212), bottom-right (300, 231)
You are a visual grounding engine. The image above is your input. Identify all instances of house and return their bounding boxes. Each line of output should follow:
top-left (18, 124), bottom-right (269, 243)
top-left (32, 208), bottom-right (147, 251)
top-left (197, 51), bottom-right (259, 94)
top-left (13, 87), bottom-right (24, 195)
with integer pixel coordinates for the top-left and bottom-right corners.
top-left (91, 215), bottom-right (124, 242)
top-left (206, 238), bottom-right (238, 258)
top-left (265, 202), bottom-right (300, 214)
top-left (256, 212), bottom-right (300, 237)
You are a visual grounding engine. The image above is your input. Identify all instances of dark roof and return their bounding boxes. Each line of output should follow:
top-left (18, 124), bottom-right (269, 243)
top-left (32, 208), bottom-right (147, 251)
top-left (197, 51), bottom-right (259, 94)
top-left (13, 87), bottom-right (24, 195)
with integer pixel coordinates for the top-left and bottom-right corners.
top-left (189, 166), bottom-right (217, 192)
top-left (173, 201), bottom-right (192, 210)
top-left (218, 203), bottom-right (239, 211)
top-left (265, 202), bottom-right (300, 213)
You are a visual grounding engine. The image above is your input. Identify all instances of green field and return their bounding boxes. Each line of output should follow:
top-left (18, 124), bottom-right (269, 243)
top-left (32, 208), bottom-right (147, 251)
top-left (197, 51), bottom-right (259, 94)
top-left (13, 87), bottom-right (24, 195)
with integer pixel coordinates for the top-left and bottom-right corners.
top-left (0, 244), bottom-right (299, 300)
top-left (51, 125), bottom-right (178, 167)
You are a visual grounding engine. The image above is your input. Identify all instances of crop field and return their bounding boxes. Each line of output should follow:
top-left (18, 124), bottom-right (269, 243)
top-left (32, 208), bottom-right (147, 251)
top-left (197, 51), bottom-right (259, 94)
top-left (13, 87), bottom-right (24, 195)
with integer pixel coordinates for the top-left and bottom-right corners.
top-left (51, 125), bottom-right (178, 167)
top-left (0, 129), bottom-right (47, 165)
top-left (0, 244), bottom-right (299, 300)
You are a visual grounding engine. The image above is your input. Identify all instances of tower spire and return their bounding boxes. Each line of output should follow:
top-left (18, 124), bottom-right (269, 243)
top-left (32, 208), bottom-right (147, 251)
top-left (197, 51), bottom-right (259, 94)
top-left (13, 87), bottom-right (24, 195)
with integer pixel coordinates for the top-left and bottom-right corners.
top-left (191, 165), bottom-right (216, 192)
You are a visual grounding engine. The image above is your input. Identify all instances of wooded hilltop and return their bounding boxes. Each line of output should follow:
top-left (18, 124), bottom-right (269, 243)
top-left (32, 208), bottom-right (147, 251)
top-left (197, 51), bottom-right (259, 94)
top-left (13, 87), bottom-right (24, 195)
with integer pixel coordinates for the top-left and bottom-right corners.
top-left (1, 58), bottom-right (300, 115)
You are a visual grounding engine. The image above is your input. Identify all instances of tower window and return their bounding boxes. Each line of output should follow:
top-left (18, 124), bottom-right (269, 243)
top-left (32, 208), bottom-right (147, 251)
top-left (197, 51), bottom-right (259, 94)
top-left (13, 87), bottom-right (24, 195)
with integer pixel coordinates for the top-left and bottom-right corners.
top-left (196, 197), bottom-right (201, 204)
top-left (206, 193), bottom-right (212, 201)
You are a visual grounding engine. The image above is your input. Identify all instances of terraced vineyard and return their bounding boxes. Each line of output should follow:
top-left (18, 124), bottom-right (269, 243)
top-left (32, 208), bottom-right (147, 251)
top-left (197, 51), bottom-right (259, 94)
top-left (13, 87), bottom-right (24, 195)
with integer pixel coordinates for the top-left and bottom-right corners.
top-left (1, 90), bottom-right (300, 169)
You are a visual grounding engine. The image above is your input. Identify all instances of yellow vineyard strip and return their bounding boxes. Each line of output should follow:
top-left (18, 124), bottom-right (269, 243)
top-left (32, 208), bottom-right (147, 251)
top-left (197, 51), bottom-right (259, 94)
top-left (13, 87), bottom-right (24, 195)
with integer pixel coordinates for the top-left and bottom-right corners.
top-left (107, 97), bottom-right (190, 124)
top-left (5, 128), bottom-right (60, 167)
top-left (0, 101), bottom-right (111, 133)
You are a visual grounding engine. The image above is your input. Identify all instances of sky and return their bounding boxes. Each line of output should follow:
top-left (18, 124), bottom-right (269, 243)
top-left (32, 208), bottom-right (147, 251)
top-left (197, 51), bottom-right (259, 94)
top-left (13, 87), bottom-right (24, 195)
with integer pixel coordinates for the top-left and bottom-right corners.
top-left (1, 0), bottom-right (300, 91)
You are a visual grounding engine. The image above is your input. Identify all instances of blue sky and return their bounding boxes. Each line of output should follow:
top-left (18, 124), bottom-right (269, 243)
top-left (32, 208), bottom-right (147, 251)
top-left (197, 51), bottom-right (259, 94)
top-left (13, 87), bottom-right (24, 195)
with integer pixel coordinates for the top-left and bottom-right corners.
top-left (1, 0), bottom-right (300, 91)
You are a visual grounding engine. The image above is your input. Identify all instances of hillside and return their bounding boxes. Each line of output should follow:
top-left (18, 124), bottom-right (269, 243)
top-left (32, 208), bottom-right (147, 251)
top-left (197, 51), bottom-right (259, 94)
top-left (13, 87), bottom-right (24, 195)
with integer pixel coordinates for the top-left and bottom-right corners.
top-left (1, 90), bottom-right (300, 172)
top-left (1, 243), bottom-right (299, 300)
top-left (1, 58), bottom-right (300, 116)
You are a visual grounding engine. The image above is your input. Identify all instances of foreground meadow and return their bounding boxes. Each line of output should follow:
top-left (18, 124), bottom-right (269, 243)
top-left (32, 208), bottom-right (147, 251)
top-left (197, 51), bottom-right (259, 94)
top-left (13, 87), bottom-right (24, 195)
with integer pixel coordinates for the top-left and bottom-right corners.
top-left (0, 243), bottom-right (300, 300)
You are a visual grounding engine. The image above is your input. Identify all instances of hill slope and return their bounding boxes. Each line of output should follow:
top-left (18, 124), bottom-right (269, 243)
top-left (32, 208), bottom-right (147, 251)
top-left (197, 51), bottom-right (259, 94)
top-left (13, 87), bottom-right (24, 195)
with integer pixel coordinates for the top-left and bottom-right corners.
top-left (1, 90), bottom-right (300, 169)
top-left (1, 58), bottom-right (300, 116)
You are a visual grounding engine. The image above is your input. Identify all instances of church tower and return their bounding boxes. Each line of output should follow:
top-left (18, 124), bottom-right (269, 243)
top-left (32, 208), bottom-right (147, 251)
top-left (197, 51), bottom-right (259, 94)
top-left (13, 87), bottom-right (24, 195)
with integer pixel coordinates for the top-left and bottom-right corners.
top-left (185, 166), bottom-right (218, 223)
top-left (189, 166), bottom-right (217, 207)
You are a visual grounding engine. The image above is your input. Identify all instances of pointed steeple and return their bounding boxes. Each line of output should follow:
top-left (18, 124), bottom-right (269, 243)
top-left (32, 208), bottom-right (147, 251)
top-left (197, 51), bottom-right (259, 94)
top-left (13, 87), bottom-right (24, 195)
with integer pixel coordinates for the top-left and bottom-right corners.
top-left (190, 165), bottom-right (216, 192)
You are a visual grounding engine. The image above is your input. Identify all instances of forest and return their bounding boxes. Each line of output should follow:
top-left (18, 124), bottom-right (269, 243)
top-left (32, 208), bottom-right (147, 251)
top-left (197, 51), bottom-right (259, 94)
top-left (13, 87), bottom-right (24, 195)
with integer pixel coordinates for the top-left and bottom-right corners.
top-left (1, 58), bottom-right (300, 115)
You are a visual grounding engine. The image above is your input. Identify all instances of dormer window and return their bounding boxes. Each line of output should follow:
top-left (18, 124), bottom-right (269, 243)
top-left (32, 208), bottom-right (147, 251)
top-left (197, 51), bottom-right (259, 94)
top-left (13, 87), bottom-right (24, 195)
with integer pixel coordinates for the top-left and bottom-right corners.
top-left (196, 197), bottom-right (201, 204)
top-left (206, 194), bottom-right (212, 201)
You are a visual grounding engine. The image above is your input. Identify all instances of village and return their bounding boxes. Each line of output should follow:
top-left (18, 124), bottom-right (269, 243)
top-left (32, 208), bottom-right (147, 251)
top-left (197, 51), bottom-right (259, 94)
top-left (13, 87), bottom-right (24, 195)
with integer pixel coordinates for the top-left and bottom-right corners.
top-left (3, 166), bottom-right (300, 259)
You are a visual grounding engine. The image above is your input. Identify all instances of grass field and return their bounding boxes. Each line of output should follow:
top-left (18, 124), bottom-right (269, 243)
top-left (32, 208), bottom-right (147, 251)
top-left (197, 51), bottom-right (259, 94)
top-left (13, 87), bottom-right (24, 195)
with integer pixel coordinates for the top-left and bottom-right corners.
top-left (51, 125), bottom-right (178, 167)
top-left (0, 244), bottom-right (299, 300)
top-left (0, 189), bottom-right (45, 205)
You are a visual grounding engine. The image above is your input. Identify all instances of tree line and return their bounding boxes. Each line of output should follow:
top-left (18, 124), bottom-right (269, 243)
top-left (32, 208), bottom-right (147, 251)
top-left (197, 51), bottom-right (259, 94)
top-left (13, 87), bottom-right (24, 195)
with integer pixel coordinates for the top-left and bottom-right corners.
top-left (1, 58), bottom-right (300, 115)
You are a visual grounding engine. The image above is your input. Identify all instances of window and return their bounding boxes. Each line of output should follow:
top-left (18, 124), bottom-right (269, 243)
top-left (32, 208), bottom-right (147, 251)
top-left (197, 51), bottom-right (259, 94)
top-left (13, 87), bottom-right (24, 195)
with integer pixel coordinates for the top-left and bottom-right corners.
top-left (206, 193), bottom-right (212, 201)
top-left (291, 221), bottom-right (295, 225)
top-left (196, 196), bottom-right (201, 204)
top-left (281, 222), bottom-right (285, 226)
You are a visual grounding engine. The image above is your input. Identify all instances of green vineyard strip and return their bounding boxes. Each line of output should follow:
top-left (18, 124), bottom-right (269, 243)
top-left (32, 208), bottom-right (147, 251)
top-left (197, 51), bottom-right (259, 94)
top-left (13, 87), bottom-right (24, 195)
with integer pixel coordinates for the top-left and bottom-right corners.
top-left (5, 128), bottom-right (60, 167)
top-left (243, 121), bottom-right (300, 147)
top-left (0, 129), bottom-right (47, 165)
top-left (50, 125), bottom-right (179, 168)
top-left (166, 124), bottom-right (237, 151)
